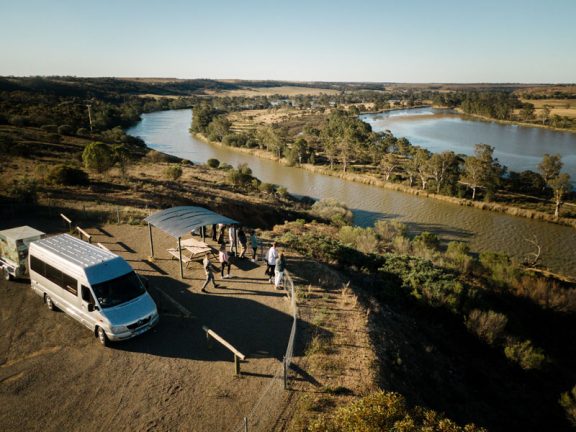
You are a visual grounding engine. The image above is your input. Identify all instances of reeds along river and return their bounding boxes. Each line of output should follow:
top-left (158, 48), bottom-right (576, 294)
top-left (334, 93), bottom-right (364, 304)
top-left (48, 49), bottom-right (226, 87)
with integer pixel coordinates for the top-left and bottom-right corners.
top-left (127, 109), bottom-right (576, 277)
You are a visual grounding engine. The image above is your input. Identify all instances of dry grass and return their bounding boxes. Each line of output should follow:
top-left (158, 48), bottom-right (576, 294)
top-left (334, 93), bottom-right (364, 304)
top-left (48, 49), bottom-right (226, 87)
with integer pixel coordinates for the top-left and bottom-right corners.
top-left (520, 98), bottom-right (576, 119)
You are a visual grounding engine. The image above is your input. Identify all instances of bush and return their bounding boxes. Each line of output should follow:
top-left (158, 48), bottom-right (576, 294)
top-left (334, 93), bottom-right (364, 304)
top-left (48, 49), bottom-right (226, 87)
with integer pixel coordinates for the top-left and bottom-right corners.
top-left (465, 309), bottom-right (508, 345)
top-left (504, 339), bottom-right (547, 370)
top-left (311, 198), bottom-right (353, 226)
top-left (380, 254), bottom-right (468, 312)
top-left (9, 177), bottom-right (38, 204)
top-left (479, 251), bottom-right (521, 287)
top-left (308, 390), bottom-right (485, 432)
top-left (338, 226), bottom-right (379, 254)
top-left (392, 235), bottom-right (411, 254)
top-left (47, 165), bottom-right (89, 186)
top-left (446, 241), bottom-right (474, 274)
top-left (259, 182), bottom-right (275, 194)
top-left (276, 186), bottom-right (288, 198)
top-left (164, 165), bottom-right (183, 181)
top-left (374, 220), bottom-right (407, 243)
top-left (206, 158), bottom-right (220, 169)
top-left (560, 385), bottom-right (576, 427)
top-left (58, 125), bottom-right (73, 135)
top-left (143, 150), bottom-right (169, 163)
top-left (82, 142), bottom-right (114, 173)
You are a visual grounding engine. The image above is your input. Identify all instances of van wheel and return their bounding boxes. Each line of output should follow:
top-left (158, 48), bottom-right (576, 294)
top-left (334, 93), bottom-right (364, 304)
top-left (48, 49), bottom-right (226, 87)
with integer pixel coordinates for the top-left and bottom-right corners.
top-left (97, 327), bottom-right (109, 347)
top-left (45, 295), bottom-right (55, 311)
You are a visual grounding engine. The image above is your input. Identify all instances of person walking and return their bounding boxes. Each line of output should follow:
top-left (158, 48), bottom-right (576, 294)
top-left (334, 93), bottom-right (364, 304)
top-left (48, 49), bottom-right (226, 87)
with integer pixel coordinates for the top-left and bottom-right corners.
top-left (250, 230), bottom-right (259, 262)
top-left (238, 227), bottom-right (247, 258)
top-left (228, 224), bottom-right (237, 254)
top-left (265, 241), bottom-right (279, 283)
top-left (201, 255), bottom-right (218, 292)
top-left (219, 244), bottom-right (232, 279)
top-left (274, 252), bottom-right (286, 290)
top-left (211, 224), bottom-right (217, 241)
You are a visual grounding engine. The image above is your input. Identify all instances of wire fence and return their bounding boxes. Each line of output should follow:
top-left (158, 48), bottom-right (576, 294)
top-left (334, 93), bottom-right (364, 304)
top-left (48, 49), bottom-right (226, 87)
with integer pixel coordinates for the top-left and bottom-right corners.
top-left (232, 269), bottom-right (298, 432)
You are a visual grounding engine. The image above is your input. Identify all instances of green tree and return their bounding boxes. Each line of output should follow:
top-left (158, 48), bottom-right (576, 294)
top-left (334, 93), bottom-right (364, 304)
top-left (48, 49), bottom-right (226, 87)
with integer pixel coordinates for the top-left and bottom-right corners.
top-left (461, 144), bottom-right (504, 200)
top-left (379, 153), bottom-right (399, 181)
top-left (428, 151), bottom-right (458, 194)
top-left (548, 173), bottom-right (572, 218)
top-left (538, 153), bottom-right (563, 182)
top-left (414, 147), bottom-right (432, 190)
top-left (82, 142), bottom-right (114, 173)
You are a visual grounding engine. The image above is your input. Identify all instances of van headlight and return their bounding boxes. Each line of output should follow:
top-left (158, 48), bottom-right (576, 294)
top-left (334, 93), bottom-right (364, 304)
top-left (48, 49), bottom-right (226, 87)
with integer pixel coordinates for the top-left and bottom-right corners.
top-left (110, 325), bottom-right (126, 333)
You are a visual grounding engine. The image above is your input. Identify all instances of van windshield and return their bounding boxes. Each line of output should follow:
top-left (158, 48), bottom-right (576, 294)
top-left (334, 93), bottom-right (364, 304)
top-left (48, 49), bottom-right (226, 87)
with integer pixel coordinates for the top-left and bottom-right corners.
top-left (92, 272), bottom-right (145, 309)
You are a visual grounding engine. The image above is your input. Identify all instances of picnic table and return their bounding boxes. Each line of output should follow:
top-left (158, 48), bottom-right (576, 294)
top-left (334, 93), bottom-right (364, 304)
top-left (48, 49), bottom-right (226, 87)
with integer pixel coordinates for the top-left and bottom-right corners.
top-left (167, 238), bottom-right (217, 268)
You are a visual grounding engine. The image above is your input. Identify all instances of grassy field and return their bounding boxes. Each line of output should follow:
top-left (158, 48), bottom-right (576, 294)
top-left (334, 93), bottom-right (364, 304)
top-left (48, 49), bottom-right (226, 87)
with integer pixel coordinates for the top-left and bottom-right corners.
top-left (520, 98), bottom-right (576, 118)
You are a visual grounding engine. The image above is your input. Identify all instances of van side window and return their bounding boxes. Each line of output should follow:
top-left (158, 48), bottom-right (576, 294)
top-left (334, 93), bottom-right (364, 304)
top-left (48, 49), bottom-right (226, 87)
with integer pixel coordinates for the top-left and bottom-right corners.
top-left (81, 286), bottom-right (95, 305)
top-left (30, 255), bottom-right (45, 275)
top-left (62, 274), bottom-right (78, 295)
top-left (34, 257), bottom-right (78, 296)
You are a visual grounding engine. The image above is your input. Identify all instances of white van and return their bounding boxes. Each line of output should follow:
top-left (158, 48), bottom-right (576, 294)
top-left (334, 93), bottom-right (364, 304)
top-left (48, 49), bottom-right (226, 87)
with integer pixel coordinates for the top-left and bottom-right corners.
top-left (29, 234), bottom-right (159, 346)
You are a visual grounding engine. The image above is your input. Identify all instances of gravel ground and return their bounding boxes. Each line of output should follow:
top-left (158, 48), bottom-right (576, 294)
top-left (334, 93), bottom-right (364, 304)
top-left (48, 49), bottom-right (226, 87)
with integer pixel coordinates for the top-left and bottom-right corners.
top-left (0, 222), bottom-right (296, 432)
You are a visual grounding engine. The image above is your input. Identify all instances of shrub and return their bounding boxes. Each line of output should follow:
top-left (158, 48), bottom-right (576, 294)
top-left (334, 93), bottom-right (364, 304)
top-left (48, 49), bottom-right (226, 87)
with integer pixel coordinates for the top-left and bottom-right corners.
top-left (338, 226), bottom-right (379, 254)
top-left (276, 186), bottom-right (288, 198)
top-left (57, 125), bottom-right (73, 135)
top-left (559, 385), bottom-right (576, 427)
top-left (412, 231), bottom-right (440, 250)
top-left (380, 254), bottom-right (468, 312)
top-left (164, 165), bottom-right (183, 181)
top-left (374, 220), bottom-right (407, 243)
top-left (391, 235), bottom-right (411, 255)
top-left (504, 339), bottom-right (546, 370)
top-left (479, 251), bottom-right (521, 287)
top-left (446, 241), bottom-right (474, 274)
top-left (144, 150), bottom-right (170, 163)
top-left (228, 163), bottom-right (255, 188)
top-left (220, 163), bottom-right (233, 170)
top-left (311, 198), bottom-right (353, 226)
top-left (514, 275), bottom-right (576, 313)
top-left (259, 182), bottom-right (275, 194)
top-left (307, 390), bottom-right (485, 432)
top-left (465, 309), bottom-right (508, 345)
top-left (47, 165), bottom-right (89, 186)
top-left (206, 158), bottom-right (220, 169)
top-left (9, 177), bottom-right (38, 204)
top-left (82, 142), bottom-right (114, 173)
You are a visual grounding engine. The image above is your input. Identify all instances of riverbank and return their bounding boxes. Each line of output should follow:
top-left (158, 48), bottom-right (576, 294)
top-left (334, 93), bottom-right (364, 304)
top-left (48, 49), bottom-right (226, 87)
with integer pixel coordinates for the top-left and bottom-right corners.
top-left (194, 132), bottom-right (576, 229)
top-left (452, 107), bottom-right (576, 134)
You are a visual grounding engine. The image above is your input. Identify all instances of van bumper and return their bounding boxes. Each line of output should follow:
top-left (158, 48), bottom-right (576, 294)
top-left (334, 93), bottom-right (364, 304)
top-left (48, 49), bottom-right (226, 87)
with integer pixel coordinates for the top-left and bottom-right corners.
top-left (108, 314), bottom-right (159, 341)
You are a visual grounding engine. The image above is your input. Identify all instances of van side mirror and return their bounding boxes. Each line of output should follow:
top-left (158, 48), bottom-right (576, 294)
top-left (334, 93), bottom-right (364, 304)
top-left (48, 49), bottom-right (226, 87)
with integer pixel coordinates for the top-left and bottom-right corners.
top-left (87, 304), bottom-right (94, 312)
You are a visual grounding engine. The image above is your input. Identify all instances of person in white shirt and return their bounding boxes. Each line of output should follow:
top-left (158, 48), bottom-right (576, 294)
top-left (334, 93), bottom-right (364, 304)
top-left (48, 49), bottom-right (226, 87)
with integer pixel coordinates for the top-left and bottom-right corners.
top-left (265, 241), bottom-right (278, 283)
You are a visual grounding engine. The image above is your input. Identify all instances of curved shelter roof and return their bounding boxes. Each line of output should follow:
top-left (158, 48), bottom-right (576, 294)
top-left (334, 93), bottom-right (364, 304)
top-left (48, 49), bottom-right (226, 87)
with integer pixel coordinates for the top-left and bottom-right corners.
top-left (144, 206), bottom-right (239, 238)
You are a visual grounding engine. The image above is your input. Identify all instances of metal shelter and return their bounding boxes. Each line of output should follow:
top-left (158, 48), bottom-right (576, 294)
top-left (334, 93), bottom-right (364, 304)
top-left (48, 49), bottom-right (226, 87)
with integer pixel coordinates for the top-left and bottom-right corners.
top-left (144, 206), bottom-right (239, 278)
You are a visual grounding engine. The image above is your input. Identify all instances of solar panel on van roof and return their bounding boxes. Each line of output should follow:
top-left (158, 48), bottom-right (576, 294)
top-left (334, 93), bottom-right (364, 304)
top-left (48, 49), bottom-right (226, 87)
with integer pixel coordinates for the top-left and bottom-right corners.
top-left (33, 234), bottom-right (116, 268)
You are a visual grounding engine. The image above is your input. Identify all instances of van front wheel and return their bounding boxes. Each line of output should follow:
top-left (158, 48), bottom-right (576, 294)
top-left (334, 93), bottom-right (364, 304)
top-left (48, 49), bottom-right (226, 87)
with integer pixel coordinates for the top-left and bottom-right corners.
top-left (45, 295), bottom-right (55, 311)
top-left (97, 327), bottom-right (109, 347)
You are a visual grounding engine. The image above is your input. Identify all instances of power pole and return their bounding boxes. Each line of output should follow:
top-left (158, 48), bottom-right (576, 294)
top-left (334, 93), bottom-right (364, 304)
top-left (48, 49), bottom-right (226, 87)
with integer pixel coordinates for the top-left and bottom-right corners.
top-left (86, 104), bottom-right (93, 132)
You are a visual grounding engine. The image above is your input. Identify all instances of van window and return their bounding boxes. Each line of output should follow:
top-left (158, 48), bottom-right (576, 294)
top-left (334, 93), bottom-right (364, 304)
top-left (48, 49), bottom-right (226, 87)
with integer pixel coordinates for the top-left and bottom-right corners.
top-left (81, 286), bottom-right (95, 305)
top-left (31, 255), bottom-right (77, 295)
top-left (92, 271), bottom-right (145, 309)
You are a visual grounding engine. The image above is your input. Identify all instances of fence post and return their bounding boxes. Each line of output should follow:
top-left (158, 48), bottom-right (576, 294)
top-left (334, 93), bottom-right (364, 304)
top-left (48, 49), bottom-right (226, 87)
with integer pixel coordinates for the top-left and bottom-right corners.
top-left (283, 356), bottom-right (288, 390)
top-left (244, 417), bottom-right (248, 432)
top-left (235, 354), bottom-right (240, 376)
top-left (116, 207), bottom-right (120, 224)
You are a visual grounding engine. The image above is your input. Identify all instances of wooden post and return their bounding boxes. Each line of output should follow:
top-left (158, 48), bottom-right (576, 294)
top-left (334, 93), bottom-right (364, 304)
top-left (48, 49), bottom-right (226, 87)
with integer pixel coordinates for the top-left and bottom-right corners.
top-left (244, 417), bottom-right (248, 432)
top-left (283, 356), bottom-right (288, 389)
top-left (76, 227), bottom-right (92, 244)
top-left (116, 207), bottom-right (120, 224)
top-left (60, 213), bottom-right (72, 233)
top-left (148, 223), bottom-right (154, 258)
top-left (178, 237), bottom-right (184, 279)
top-left (234, 354), bottom-right (240, 376)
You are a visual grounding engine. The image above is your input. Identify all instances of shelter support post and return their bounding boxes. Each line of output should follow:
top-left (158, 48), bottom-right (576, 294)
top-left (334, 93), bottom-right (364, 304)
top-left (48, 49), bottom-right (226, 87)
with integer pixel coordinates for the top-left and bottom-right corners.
top-left (148, 223), bottom-right (154, 258)
top-left (178, 237), bottom-right (184, 279)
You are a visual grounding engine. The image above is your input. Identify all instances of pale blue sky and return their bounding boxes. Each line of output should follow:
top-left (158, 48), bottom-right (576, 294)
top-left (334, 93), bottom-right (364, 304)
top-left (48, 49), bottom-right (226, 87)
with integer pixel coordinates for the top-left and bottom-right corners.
top-left (1, 0), bottom-right (575, 83)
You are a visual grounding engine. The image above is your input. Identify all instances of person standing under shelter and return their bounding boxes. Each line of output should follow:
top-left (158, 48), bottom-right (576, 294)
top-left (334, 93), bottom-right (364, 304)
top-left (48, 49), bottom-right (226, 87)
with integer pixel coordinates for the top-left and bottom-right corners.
top-left (265, 241), bottom-right (279, 283)
top-left (228, 224), bottom-right (237, 254)
top-left (238, 227), bottom-right (247, 258)
top-left (250, 230), bottom-right (259, 262)
top-left (219, 244), bottom-right (232, 279)
top-left (275, 251), bottom-right (286, 290)
top-left (201, 255), bottom-right (218, 293)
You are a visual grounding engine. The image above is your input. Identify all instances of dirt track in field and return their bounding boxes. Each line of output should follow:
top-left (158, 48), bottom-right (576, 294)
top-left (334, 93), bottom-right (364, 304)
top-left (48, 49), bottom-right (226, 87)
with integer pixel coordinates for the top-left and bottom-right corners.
top-left (0, 222), bottom-right (298, 432)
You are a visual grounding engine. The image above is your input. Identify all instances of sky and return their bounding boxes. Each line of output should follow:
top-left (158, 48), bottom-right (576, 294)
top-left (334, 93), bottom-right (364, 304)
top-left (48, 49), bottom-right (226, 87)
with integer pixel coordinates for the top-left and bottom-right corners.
top-left (1, 0), bottom-right (575, 83)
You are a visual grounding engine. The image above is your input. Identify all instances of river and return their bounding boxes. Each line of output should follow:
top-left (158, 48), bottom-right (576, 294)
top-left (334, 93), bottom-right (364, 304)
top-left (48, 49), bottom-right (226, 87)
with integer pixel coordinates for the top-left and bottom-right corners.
top-left (127, 109), bottom-right (576, 276)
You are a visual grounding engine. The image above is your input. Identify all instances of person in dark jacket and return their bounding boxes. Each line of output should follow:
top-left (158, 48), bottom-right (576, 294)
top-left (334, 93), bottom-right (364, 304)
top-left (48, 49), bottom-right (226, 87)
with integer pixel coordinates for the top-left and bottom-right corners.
top-left (274, 252), bottom-right (286, 290)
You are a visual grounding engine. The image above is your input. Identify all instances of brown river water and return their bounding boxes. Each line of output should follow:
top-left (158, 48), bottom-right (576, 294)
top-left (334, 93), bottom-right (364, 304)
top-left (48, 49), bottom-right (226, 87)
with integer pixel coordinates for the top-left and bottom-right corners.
top-left (127, 109), bottom-right (576, 276)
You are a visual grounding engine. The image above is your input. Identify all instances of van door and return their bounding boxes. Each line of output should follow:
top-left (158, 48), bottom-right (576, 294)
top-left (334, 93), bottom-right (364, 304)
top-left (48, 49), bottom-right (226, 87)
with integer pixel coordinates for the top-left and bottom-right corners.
top-left (79, 285), bottom-right (98, 330)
